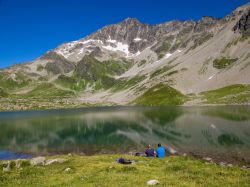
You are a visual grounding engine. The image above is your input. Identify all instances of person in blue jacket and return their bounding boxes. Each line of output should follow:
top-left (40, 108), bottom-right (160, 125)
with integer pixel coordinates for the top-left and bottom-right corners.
top-left (156, 143), bottom-right (165, 158)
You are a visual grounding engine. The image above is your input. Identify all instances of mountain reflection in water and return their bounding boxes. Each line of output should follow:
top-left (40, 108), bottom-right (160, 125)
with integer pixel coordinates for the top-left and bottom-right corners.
top-left (0, 106), bottom-right (249, 163)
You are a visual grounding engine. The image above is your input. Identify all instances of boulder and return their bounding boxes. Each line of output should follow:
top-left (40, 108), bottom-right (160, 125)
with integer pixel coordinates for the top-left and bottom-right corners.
top-left (30, 157), bottom-right (46, 166)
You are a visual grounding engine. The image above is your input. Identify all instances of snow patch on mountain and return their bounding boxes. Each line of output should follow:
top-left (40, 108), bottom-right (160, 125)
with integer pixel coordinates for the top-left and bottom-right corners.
top-left (133, 38), bottom-right (142, 42)
top-left (55, 39), bottom-right (105, 58)
top-left (107, 36), bottom-right (117, 44)
top-left (165, 53), bottom-right (172, 59)
top-left (103, 42), bottom-right (130, 56)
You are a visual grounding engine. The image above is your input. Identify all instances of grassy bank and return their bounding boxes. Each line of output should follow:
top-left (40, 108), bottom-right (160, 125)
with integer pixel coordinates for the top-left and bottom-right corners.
top-left (201, 84), bottom-right (250, 104)
top-left (133, 84), bottom-right (187, 106)
top-left (1, 154), bottom-right (249, 187)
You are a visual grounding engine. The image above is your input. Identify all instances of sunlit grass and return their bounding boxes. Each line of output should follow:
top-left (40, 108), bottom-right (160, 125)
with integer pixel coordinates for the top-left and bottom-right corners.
top-left (1, 154), bottom-right (249, 187)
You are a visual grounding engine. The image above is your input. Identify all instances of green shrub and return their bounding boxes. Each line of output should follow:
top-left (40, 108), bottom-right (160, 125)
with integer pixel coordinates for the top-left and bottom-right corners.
top-left (213, 57), bottom-right (237, 69)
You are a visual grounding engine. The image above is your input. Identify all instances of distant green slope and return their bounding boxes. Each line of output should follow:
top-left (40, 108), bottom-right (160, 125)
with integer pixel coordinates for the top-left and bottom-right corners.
top-left (201, 84), bottom-right (250, 104)
top-left (0, 88), bottom-right (8, 97)
top-left (20, 83), bottom-right (75, 98)
top-left (133, 84), bottom-right (187, 106)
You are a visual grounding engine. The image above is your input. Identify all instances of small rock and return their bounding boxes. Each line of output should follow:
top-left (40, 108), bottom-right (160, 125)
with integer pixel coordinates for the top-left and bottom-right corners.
top-left (242, 165), bottom-right (247, 169)
top-left (30, 157), bottom-right (46, 166)
top-left (45, 158), bottom-right (67, 166)
top-left (183, 153), bottom-right (187, 157)
top-left (147, 179), bottom-right (159, 186)
top-left (67, 153), bottom-right (72, 157)
top-left (219, 162), bottom-right (226, 166)
top-left (203, 157), bottom-right (212, 162)
top-left (227, 164), bottom-right (233, 167)
top-left (64, 167), bottom-right (71, 172)
top-left (128, 151), bottom-right (133, 156)
top-left (168, 147), bottom-right (178, 155)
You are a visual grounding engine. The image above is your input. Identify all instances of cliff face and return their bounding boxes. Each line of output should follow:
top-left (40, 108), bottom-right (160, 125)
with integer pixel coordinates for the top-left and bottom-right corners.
top-left (233, 9), bottom-right (250, 33)
top-left (0, 3), bottom-right (250, 109)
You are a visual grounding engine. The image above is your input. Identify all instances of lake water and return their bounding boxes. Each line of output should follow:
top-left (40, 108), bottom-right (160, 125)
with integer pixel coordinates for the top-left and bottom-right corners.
top-left (0, 106), bottom-right (250, 164)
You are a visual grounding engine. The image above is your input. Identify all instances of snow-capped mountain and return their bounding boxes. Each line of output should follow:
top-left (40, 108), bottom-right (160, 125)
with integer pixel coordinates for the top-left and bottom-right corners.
top-left (0, 3), bottom-right (250, 110)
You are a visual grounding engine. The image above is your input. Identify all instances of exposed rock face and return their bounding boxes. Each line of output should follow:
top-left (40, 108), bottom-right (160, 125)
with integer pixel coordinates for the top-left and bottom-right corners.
top-left (194, 16), bottom-right (220, 32)
top-left (41, 51), bottom-right (75, 74)
top-left (87, 18), bottom-right (156, 53)
top-left (49, 15), bottom-right (222, 62)
top-left (233, 9), bottom-right (250, 33)
top-left (86, 17), bottom-right (219, 55)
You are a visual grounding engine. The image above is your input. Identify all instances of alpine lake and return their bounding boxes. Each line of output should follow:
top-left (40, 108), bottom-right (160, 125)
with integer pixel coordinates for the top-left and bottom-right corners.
top-left (0, 106), bottom-right (250, 165)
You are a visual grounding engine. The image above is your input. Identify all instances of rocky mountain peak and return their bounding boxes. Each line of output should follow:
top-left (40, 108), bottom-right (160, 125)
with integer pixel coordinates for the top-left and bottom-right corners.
top-left (199, 16), bottom-right (220, 23)
top-left (234, 2), bottom-right (250, 13)
top-left (120, 17), bottom-right (142, 26)
top-left (51, 2), bottom-right (250, 62)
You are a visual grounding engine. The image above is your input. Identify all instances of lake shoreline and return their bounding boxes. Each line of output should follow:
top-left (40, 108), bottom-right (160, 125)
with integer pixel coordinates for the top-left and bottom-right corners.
top-left (1, 149), bottom-right (250, 168)
top-left (0, 101), bottom-right (250, 112)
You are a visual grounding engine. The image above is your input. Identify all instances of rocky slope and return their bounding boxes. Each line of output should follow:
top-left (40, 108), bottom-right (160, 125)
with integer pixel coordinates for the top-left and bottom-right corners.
top-left (0, 3), bottom-right (250, 110)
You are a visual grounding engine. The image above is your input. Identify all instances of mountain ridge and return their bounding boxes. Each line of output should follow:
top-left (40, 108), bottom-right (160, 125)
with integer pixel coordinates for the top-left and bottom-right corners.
top-left (0, 3), bottom-right (250, 111)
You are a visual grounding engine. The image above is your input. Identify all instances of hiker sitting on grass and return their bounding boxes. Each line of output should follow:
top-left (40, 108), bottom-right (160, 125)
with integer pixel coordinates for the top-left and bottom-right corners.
top-left (156, 143), bottom-right (165, 158)
top-left (145, 144), bottom-right (155, 157)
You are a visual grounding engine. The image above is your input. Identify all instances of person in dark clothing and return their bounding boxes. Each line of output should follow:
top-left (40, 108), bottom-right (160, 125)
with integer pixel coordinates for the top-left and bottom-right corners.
top-left (145, 144), bottom-right (155, 157)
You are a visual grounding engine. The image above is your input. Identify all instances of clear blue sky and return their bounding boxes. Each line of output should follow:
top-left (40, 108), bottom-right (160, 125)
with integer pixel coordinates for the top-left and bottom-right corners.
top-left (0, 0), bottom-right (249, 68)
